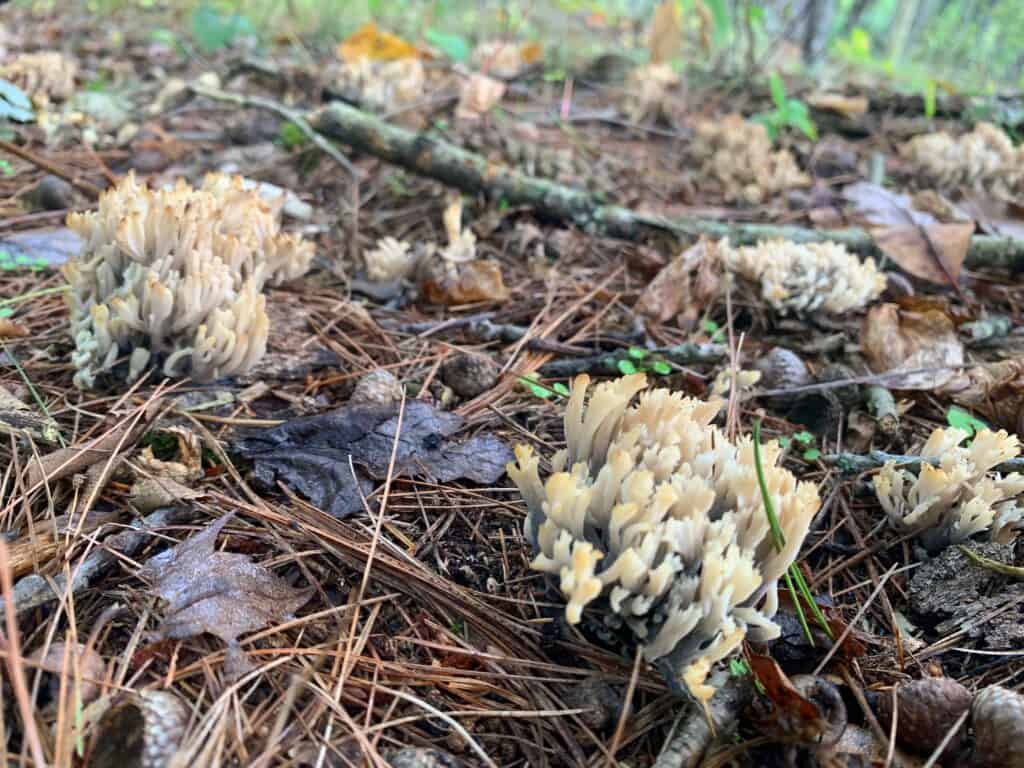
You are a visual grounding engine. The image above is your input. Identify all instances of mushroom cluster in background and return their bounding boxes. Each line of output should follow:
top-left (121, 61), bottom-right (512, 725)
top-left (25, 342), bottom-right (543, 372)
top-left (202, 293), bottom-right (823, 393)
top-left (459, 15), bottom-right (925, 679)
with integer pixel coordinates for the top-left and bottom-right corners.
top-left (874, 426), bottom-right (1024, 551)
top-left (508, 373), bottom-right (821, 703)
top-left (902, 122), bottom-right (1024, 201)
top-left (691, 114), bottom-right (810, 205)
top-left (0, 51), bottom-right (77, 107)
top-left (719, 238), bottom-right (887, 315)
top-left (64, 172), bottom-right (314, 388)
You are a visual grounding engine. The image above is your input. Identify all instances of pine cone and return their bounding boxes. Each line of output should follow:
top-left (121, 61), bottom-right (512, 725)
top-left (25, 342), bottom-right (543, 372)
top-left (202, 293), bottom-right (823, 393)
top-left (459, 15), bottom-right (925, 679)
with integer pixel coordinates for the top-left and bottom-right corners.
top-left (876, 677), bottom-right (971, 758)
top-left (972, 685), bottom-right (1024, 768)
top-left (90, 691), bottom-right (188, 768)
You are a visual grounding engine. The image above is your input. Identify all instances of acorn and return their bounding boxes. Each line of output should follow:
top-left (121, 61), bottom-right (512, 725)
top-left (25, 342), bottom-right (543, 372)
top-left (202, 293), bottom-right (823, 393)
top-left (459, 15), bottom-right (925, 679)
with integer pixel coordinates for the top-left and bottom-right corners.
top-left (90, 691), bottom-right (188, 768)
top-left (971, 685), bottom-right (1024, 768)
top-left (876, 677), bottom-right (971, 758)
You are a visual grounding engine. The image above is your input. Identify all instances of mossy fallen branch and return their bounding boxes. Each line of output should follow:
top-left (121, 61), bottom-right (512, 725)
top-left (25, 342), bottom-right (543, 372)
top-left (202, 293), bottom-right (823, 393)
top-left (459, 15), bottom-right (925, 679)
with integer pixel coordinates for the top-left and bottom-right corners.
top-left (309, 100), bottom-right (1024, 270)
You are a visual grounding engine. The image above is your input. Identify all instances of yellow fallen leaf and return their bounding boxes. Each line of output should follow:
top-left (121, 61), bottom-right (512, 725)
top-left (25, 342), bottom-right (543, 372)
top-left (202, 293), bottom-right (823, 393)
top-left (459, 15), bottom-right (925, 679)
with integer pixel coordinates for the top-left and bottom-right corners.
top-left (337, 22), bottom-right (422, 63)
top-left (806, 92), bottom-right (869, 119)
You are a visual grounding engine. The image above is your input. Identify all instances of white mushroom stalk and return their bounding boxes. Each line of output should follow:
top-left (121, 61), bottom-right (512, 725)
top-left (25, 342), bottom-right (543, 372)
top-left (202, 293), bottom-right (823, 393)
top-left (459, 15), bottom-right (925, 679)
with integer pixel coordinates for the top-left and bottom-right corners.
top-left (64, 173), bottom-right (314, 388)
top-left (508, 373), bottom-right (820, 703)
top-left (874, 426), bottom-right (1024, 551)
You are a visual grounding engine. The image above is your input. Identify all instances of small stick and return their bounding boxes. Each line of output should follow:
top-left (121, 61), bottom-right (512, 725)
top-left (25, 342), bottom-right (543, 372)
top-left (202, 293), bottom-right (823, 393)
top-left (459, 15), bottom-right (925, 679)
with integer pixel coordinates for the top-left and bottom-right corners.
top-left (0, 138), bottom-right (104, 199)
top-left (823, 450), bottom-right (1024, 475)
top-left (187, 82), bottom-right (359, 177)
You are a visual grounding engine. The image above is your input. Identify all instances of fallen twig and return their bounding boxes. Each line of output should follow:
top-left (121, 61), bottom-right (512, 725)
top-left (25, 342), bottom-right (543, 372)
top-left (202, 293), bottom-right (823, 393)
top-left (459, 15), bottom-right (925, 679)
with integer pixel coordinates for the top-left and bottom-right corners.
top-left (538, 342), bottom-right (726, 378)
top-left (823, 450), bottom-right (1024, 475)
top-left (310, 100), bottom-right (1024, 270)
top-left (0, 138), bottom-right (104, 199)
top-left (0, 505), bottom-right (197, 619)
top-left (188, 82), bottom-right (358, 177)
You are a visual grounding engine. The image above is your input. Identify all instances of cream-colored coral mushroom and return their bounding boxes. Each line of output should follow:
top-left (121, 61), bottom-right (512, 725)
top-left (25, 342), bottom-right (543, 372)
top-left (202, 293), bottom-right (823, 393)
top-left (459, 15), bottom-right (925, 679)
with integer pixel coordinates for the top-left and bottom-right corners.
top-left (507, 373), bottom-right (820, 703)
top-left (874, 426), bottom-right (1024, 551)
top-left (64, 172), bottom-right (314, 388)
top-left (365, 237), bottom-right (416, 282)
top-left (902, 122), bottom-right (1024, 202)
top-left (719, 239), bottom-right (886, 315)
top-left (0, 52), bottom-right (77, 107)
top-left (692, 114), bottom-right (810, 204)
top-left (333, 57), bottom-right (425, 112)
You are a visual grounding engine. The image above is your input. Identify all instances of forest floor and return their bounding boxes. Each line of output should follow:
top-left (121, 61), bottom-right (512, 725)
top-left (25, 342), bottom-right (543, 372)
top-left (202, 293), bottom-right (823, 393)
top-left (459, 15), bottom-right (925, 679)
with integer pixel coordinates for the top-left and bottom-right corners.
top-left (2, 5), bottom-right (1024, 768)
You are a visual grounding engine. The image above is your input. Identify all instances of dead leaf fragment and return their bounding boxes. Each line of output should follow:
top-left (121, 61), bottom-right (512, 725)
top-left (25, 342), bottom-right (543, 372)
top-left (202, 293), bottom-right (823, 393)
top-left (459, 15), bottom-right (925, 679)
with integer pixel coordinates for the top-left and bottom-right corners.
top-left (455, 73), bottom-right (505, 121)
top-left (233, 400), bottom-right (514, 519)
top-left (0, 317), bottom-right (29, 338)
top-left (130, 476), bottom-right (203, 513)
top-left (634, 240), bottom-right (719, 326)
top-left (419, 259), bottom-right (509, 305)
top-left (140, 513), bottom-right (313, 677)
top-left (30, 641), bottom-right (107, 706)
top-left (806, 92), bottom-right (869, 118)
top-left (843, 181), bottom-right (974, 286)
top-left (135, 426), bottom-right (203, 484)
top-left (939, 359), bottom-right (1024, 433)
top-left (471, 40), bottom-right (542, 79)
top-left (861, 302), bottom-right (965, 389)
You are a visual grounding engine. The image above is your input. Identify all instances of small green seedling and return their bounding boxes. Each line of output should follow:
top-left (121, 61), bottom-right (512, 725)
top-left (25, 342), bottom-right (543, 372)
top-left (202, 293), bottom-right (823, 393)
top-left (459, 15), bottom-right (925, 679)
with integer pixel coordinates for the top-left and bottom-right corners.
top-left (519, 372), bottom-right (570, 400)
top-left (778, 429), bottom-right (820, 461)
top-left (701, 318), bottom-right (726, 343)
top-left (753, 73), bottom-right (817, 142)
top-left (617, 348), bottom-right (673, 377)
top-left (278, 122), bottom-right (308, 149)
top-left (946, 406), bottom-right (989, 437)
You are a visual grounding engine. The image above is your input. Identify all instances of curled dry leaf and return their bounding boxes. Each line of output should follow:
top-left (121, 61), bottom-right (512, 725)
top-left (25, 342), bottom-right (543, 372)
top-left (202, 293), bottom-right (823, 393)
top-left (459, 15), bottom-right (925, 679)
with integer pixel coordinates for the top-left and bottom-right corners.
top-left (939, 360), bottom-right (1024, 434)
top-left (129, 476), bottom-right (203, 513)
top-left (748, 655), bottom-right (845, 747)
top-left (0, 318), bottom-right (29, 338)
top-left (233, 400), bottom-right (513, 519)
top-left (139, 514), bottom-right (313, 677)
top-left (30, 641), bottom-right (107, 706)
top-left (135, 426), bottom-right (204, 484)
top-left (806, 92), bottom-right (869, 119)
top-left (634, 239), bottom-right (720, 327)
top-left (843, 181), bottom-right (974, 286)
top-left (861, 302), bottom-right (965, 389)
top-left (419, 258), bottom-right (509, 305)
top-left (455, 73), bottom-right (505, 121)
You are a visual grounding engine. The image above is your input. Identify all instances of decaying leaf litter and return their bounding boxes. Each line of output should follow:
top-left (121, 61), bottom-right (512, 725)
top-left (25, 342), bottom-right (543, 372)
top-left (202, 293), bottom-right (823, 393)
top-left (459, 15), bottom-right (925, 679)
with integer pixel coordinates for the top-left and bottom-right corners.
top-left (2, 4), bottom-right (1024, 767)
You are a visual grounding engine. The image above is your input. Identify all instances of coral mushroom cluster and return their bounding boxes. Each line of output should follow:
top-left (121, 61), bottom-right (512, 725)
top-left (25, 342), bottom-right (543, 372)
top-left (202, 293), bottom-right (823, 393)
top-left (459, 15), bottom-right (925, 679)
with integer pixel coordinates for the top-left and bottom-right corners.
top-left (64, 173), bottom-right (314, 388)
top-left (719, 239), bottom-right (886, 315)
top-left (508, 374), bottom-right (820, 702)
top-left (333, 57), bottom-right (425, 112)
top-left (692, 114), bottom-right (810, 205)
top-left (902, 122), bottom-right (1024, 202)
top-left (874, 426), bottom-right (1024, 551)
top-left (0, 51), bottom-right (77, 107)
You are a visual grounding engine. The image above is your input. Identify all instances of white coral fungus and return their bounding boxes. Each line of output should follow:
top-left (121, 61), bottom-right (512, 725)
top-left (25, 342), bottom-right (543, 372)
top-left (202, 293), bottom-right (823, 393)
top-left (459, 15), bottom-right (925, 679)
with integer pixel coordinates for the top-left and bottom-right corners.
top-left (64, 173), bottom-right (314, 388)
top-left (692, 114), bottom-right (810, 205)
top-left (874, 427), bottom-right (1024, 551)
top-left (720, 239), bottom-right (886, 315)
top-left (902, 122), bottom-right (1024, 202)
top-left (0, 52), bottom-right (77, 106)
top-left (507, 373), bottom-right (820, 702)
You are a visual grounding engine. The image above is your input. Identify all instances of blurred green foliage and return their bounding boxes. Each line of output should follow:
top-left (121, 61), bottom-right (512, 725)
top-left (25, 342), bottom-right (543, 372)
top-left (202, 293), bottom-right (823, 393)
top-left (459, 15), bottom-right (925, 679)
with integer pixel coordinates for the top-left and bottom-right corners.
top-left (23, 0), bottom-right (1024, 95)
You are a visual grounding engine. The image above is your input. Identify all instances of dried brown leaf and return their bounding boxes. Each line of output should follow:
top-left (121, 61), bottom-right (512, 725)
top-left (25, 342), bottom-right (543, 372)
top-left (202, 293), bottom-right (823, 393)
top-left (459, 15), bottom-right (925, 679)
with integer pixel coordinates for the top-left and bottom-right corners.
top-left (30, 642), bottom-right (107, 706)
top-left (939, 359), bottom-right (1024, 434)
top-left (420, 259), bottom-right (509, 305)
top-left (861, 302), bottom-right (964, 389)
top-left (139, 514), bottom-right (313, 677)
top-left (634, 240), bottom-right (718, 327)
top-left (0, 317), bottom-right (28, 338)
top-left (844, 181), bottom-right (973, 286)
top-left (806, 92), bottom-right (869, 118)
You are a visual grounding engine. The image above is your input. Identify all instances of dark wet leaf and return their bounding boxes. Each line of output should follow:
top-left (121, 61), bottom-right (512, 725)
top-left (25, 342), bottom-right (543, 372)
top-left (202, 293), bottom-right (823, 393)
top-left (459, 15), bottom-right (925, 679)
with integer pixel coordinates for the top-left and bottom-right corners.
top-left (0, 228), bottom-right (83, 268)
top-left (233, 400), bottom-right (514, 519)
top-left (843, 181), bottom-right (973, 286)
top-left (861, 301), bottom-right (964, 389)
top-left (139, 514), bottom-right (313, 676)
